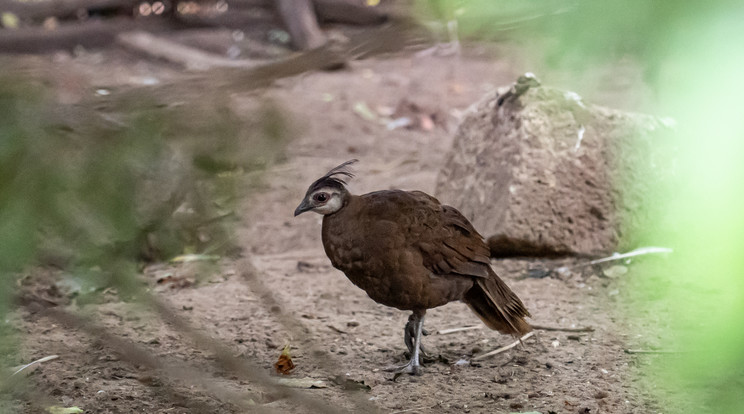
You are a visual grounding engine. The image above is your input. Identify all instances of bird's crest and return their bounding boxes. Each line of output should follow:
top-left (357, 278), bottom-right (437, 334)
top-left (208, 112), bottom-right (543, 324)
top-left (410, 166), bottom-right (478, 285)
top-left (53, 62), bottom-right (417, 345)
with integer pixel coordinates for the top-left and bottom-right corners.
top-left (307, 159), bottom-right (358, 193)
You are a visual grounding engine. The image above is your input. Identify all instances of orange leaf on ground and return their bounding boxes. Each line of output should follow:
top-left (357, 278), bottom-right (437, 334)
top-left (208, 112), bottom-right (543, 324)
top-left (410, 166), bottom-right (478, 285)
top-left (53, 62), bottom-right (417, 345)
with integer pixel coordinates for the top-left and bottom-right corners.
top-left (274, 344), bottom-right (295, 375)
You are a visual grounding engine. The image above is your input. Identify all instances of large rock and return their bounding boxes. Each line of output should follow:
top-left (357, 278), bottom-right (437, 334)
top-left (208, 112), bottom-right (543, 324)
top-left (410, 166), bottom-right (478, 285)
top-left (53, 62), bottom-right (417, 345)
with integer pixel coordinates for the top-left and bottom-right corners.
top-left (435, 75), bottom-right (674, 257)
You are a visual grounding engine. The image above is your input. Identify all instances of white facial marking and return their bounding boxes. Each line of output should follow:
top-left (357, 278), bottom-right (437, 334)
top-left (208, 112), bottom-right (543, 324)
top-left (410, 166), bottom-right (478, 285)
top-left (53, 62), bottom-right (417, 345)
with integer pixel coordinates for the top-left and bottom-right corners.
top-left (310, 187), bottom-right (343, 215)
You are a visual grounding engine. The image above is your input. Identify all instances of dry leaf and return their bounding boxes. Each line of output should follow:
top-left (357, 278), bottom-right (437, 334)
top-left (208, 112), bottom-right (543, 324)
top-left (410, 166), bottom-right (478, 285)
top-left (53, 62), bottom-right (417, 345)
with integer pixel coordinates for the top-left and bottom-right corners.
top-left (274, 344), bottom-right (295, 375)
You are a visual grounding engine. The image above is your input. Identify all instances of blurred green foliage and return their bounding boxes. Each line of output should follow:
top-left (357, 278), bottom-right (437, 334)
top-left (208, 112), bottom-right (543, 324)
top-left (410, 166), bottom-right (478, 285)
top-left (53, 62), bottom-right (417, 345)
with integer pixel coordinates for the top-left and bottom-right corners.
top-left (0, 74), bottom-right (288, 389)
top-left (418, 0), bottom-right (744, 412)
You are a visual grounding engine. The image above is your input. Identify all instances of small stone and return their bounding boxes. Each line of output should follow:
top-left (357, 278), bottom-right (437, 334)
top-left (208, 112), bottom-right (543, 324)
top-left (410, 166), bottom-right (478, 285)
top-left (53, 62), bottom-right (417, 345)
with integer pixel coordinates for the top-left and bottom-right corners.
top-left (594, 391), bottom-right (609, 399)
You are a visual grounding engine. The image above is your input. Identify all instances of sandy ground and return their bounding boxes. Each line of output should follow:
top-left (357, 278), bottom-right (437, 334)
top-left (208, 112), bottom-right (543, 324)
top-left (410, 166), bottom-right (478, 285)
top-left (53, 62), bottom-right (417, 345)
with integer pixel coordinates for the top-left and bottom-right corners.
top-left (4, 38), bottom-right (671, 414)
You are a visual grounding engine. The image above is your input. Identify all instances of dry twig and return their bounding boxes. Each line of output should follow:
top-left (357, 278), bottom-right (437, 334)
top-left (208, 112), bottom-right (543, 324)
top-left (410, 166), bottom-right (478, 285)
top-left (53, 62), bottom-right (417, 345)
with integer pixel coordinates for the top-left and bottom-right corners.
top-left (531, 324), bottom-right (594, 333)
top-left (437, 325), bottom-right (482, 335)
top-left (558, 246), bottom-right (673, 272)
top-left (11, 355), bottom-right (59, 376)
top-left (390, 406), bottom-right (434, 414)
top-left (473, 331), bottom-right (535, 361)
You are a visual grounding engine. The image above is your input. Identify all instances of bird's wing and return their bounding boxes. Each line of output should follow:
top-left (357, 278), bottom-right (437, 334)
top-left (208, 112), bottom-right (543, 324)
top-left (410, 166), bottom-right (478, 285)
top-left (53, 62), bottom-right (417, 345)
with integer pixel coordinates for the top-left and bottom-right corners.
top-left (404, 191), bottom-right (492, 279)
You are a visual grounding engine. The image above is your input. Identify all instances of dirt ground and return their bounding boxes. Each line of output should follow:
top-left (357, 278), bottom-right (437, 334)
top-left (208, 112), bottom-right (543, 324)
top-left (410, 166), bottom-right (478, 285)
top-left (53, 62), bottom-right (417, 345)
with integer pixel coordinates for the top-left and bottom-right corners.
top-left (4, 31), bottom-right (672, 414)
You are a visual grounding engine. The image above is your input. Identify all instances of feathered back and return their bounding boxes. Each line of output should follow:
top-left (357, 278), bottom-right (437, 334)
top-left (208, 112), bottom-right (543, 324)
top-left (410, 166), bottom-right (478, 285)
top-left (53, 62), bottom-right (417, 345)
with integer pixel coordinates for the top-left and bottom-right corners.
top-left (306, 159), bottom-right (358, 194)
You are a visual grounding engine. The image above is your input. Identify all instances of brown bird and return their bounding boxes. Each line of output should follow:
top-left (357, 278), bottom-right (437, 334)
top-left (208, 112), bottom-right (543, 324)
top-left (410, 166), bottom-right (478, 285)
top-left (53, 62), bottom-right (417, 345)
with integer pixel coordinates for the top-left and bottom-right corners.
top-left (294, 160), bottom-right (531, 375)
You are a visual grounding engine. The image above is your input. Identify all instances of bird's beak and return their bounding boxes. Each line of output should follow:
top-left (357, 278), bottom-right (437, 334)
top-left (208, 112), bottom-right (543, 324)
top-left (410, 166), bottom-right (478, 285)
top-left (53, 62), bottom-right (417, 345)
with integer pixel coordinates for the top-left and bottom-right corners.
top-left (294, 199), bottom-right (312, 216)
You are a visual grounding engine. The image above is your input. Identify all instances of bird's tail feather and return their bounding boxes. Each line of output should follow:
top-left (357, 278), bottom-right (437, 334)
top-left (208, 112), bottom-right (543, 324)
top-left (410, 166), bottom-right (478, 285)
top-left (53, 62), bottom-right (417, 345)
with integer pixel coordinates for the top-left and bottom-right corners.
top-left (464, 268), bottom-right (532, 336)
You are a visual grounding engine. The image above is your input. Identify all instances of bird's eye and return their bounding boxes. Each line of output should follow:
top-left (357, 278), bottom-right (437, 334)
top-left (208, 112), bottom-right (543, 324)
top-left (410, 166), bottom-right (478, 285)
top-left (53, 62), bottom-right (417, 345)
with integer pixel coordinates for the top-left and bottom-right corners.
top-left (313, 192), bottom-right (328, 202)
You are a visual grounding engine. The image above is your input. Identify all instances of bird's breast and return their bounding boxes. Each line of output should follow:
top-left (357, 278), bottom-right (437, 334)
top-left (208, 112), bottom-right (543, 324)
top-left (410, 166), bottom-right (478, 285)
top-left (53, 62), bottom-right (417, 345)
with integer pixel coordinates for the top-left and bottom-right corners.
top-left (321, 213), bottom-right (461, 310)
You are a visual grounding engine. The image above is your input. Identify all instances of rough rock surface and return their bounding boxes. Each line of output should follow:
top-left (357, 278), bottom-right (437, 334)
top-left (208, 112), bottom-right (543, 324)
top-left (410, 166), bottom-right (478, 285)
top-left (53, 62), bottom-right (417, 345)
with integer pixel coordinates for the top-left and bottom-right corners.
top-left (436, 76), bottom-right (674, 257)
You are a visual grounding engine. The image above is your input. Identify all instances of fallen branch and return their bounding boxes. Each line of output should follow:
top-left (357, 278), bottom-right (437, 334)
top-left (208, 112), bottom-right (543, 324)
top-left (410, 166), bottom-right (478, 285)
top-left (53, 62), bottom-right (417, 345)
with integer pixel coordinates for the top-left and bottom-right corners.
top-left (473, 331), bottom-right (535, 361)
top-left (276, 0), bottom-right (327, 50)
top-left (314, 0), bottom-right (389, 25)
top-left (531, 324), bottom-right (594, 333)
top-left (117, 31), bottom-right (260, 70)
top-left (0, 0), bottom-right (138, 21)
top-left (0, 16), bottom-right (174, 53)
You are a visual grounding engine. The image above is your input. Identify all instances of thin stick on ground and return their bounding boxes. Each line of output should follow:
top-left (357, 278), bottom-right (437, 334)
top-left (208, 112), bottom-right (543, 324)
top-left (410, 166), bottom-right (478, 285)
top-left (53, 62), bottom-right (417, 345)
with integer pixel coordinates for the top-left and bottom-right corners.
top-left (390, 406), bottom-right (434, 414)
top-left (11, 355), bottom-right (59, 376)
top-left (437, 325), bottom-right (482, 335)
top-left (473, 331), bottom-right (535, 361)
top-left (624, 349), bottom-right (684, 354)
top-left (560, 246), bottom-right (673, 271)
top-left (531, 324), bottom-right (594, 332)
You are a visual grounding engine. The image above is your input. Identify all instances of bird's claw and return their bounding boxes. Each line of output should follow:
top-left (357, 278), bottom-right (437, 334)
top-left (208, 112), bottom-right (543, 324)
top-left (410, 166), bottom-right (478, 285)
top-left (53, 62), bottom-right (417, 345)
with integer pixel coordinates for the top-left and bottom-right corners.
top-left (385, 360), bottom-right (423, 378)
top-left (404, 346), bottom-right (432, 363)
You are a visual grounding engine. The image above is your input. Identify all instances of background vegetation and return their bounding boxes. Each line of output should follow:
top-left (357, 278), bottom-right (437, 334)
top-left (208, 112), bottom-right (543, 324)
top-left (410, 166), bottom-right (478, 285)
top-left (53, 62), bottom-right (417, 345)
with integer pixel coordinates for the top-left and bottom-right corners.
top-left (423, 0), bottom-right (744, 411)
top-left (0, 74), bottom-right (288, 391)
top-left (1, 0), bottom-right (742, 412)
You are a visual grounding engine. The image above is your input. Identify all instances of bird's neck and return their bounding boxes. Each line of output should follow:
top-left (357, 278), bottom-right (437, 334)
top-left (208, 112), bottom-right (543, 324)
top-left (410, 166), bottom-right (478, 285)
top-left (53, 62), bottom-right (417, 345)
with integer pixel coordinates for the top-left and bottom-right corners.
top-left (329, 189), bottom-right (354, 216)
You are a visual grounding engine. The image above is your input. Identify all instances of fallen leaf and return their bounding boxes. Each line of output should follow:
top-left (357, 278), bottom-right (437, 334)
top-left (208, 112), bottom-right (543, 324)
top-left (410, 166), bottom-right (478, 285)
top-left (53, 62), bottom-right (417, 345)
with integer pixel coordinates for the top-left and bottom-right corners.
top-left (274, 344), bottom-right (295, 375)
top-left (276, 377), bottom-right (327, 388)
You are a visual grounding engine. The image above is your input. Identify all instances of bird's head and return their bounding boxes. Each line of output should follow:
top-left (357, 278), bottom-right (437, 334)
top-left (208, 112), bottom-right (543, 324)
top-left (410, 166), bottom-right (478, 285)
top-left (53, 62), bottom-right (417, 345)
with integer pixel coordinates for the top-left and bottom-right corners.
top-left (294, 159), bottom-right (357, 217)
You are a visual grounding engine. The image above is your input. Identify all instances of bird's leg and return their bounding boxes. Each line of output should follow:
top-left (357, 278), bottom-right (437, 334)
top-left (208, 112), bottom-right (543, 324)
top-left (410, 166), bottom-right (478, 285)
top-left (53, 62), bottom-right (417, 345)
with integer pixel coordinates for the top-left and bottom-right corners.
top-left (404, 314), bottom-right (430, 360)
top-left (386, 311), bottom-right (426, 376)
top-left (404, 316), bottom-right (415, 354)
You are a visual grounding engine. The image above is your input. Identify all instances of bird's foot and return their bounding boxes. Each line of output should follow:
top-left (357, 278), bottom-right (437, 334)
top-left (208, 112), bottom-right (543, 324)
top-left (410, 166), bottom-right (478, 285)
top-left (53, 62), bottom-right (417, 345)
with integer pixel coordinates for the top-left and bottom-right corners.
top-left (394, 312), bottom-right (427, 378)
top-left (404, 346), bottom-right (434, 363)
top-left (384, 359), bottom-right (422, 378)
